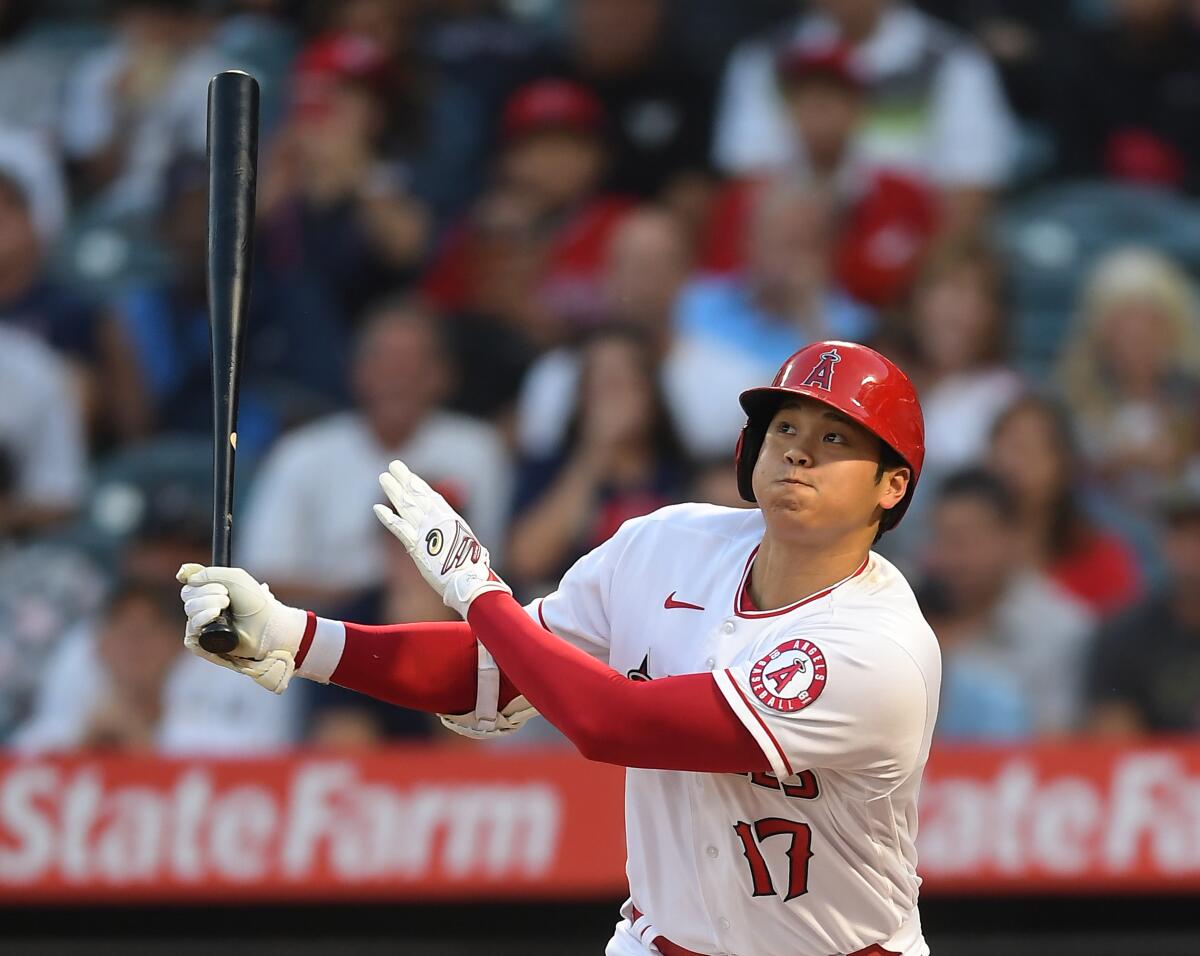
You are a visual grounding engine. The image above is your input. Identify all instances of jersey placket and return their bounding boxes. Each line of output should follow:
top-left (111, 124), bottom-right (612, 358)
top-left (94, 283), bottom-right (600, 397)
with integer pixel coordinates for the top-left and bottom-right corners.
top-left (689, 610), bottom-right (761, 953)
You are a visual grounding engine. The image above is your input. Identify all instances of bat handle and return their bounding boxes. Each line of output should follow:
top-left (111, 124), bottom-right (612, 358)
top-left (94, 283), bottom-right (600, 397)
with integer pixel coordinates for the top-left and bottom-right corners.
top-left (198, 612), bottom-right (240, 654)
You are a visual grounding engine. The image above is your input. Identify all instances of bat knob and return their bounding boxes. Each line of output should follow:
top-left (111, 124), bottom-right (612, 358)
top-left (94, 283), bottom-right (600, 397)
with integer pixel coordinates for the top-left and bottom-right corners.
top-left (198, 613), bottom-right (240, 655)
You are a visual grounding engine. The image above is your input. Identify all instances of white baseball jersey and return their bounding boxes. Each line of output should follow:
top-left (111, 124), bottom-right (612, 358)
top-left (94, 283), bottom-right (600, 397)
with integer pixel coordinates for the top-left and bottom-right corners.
top-left (526, 503), bottom-right (940, 956)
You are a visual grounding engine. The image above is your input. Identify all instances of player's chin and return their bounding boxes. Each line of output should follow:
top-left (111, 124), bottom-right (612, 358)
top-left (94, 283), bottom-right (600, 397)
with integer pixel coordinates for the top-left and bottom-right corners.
top-left (760, 481), bottom-right (819, 514)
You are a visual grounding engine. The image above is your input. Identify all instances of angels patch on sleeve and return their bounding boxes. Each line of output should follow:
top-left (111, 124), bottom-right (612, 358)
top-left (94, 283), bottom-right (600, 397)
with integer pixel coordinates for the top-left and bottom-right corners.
top-left (749, 639), bottom-right (828, 712)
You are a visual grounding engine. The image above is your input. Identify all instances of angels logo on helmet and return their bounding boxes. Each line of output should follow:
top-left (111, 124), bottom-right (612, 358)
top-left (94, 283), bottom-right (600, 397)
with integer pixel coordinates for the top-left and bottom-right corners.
top-left (799, 348), bottom-right (842, 392)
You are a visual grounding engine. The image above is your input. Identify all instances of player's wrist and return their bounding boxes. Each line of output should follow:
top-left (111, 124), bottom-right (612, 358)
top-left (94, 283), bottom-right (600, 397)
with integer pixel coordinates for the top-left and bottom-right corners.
top-left (447, 571), bottom-right (511, 618)
top-left (263, 601), bottom-right (309, 658)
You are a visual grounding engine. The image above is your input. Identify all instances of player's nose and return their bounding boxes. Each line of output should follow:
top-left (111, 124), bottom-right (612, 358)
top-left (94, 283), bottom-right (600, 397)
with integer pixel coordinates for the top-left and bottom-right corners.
top-left (783, 441), bottom-right (813, 467)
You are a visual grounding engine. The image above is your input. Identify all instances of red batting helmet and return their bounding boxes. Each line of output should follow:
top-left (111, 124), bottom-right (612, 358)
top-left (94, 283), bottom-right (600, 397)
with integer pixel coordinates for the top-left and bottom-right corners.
top-left (735, 341), bottom-right (925, 532)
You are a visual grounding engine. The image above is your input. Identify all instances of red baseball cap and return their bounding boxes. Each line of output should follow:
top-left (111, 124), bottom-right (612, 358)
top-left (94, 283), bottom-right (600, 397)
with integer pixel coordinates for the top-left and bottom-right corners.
top-left (777, 42), bottom-right (863, 91)
top-left (501, 79), bottom-right (605, 143)
top-left (293, 32), bottom-right (390, 113)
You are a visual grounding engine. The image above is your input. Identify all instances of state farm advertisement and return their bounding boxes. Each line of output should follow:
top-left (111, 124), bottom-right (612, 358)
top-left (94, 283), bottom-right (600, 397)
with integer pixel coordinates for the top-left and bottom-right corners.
top-left (0, 749), bottom-right (627, 903)
top-left (4, 742), bottom-right (1200, 902)
top-left (919, 742), bottom-right (1200, 894)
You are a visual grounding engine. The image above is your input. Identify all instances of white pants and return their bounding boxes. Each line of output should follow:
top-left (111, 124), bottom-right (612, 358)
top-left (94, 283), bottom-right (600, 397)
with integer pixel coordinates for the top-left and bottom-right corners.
top-left (602, 899), bottom-right (931, 956)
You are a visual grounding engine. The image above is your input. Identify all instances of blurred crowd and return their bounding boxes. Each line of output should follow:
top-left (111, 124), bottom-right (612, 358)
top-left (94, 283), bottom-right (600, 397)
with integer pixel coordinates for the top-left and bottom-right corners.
top-left (5, 0), bottom-right (1200, 753)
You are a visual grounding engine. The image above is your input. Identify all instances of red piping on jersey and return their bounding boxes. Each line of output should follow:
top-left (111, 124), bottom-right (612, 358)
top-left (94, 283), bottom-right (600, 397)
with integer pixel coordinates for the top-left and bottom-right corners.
top-left (734, 547), bottom-right (870, 619)
top-left (536, 598), bottom-right (551, 632)
top-left (723, 669), bottom-right (794, 777)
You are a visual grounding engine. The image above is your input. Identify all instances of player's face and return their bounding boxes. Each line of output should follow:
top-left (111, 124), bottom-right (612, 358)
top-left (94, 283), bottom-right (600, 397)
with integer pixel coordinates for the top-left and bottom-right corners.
top-left (752, 400), bottom-right (908, 541)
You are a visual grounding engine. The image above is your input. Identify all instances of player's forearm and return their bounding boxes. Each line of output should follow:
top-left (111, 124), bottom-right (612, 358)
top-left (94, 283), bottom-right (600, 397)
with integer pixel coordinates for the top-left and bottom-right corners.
top-left (466, 591), bottom-right (769, 773)
top-left (294, 613), bottom-right (520, 714)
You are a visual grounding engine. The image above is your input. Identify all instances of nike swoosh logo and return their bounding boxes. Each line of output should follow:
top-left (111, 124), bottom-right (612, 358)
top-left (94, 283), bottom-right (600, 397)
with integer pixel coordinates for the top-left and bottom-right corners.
top-left (664, 591), bottom-right (705, 611)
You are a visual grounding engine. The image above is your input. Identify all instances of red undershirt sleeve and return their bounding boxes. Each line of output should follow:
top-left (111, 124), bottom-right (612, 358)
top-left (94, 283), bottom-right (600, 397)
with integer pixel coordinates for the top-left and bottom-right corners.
top-left (296, 615), bottom-right (522, 715)
top-left (465, 590), bottom-right (770, 773)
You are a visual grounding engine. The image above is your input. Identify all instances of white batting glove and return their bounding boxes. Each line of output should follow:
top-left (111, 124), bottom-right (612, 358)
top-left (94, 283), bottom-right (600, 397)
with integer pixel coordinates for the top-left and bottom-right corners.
top-left (373, 459), bottom-right (511, 618)
top-left (176, 563), bottom-right (308, 694)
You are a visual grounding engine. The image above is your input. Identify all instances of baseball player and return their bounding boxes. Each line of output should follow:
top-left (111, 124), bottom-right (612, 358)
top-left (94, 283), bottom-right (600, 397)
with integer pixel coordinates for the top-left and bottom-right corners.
top-left (179, 340), bottom-right (940, 956)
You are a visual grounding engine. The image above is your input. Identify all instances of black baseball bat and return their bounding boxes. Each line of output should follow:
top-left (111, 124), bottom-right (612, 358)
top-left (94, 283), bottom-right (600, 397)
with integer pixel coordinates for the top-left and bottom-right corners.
top-left (199, 70), bottom-right (260, 655)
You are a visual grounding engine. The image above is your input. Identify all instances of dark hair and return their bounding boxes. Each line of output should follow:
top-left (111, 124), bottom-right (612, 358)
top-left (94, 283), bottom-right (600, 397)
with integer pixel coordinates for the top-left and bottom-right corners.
top-left (989, 393), bottom-right (1091, 557)
top-left (562, 323), bottom-right (687, 466)
top-left (873, 443), bottom-right (910, 541)
top-left (355, 294), bottom-right (452, 363)
top-left (910, 237), bottom-right (1010, 365)
top-left (935, 466), bottom-right (1019, 523)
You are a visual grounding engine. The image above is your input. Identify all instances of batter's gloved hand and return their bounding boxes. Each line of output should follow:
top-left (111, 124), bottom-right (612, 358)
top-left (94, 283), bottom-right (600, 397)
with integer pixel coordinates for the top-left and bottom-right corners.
top-left (175, 563), bottom-right (309, 694)
top-left (373, 459), bottom-right (511, 618)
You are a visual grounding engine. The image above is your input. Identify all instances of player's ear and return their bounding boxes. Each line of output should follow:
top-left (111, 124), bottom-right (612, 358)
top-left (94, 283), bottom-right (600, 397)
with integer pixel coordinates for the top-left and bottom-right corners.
top-left (879, 466), bottom-right (910, 511)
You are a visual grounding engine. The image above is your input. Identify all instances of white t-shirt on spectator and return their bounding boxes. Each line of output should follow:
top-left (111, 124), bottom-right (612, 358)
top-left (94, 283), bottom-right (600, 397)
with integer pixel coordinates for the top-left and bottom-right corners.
top-left (0, 325), bottom-right (85, 509)
top-left (64, 39), bottom-right (233, 211)
top-left (973, 571), bottom-right (1095, 734)
top-left (242, 409), bottom-right (512, 591)
top-left (9, 622), bottom-right (299, 753)
top-left (516, 337), bottom-right (768, 462)
top-left (920, 367), bottom-right (1024, 481)
top-left (713, 4), bottom-right (1014, 187)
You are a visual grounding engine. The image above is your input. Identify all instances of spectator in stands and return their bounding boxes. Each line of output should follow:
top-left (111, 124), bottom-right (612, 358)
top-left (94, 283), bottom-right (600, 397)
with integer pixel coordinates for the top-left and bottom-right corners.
top-left (1060, 247), bottom-right (1200, 518)
top-left (1055, 0), bottom-right (1200, 193)
top-left (516, 206), bottom-right (765, 462)
top-left (1088, 475), bottom-right (1200, 735)
top-left (0, 437), bottom-right (204, 742)
top-left (115, 158), bottom-right (212, 435)
top-left (917, 578), bottom-right (1031, 740)
top-left (441, 188), bottom-right (548, 420)
top-left (304, 529), bottom-right (450, 748)
top-left (507, 325), bottom-right (690, 593)
top-left (241, 298), bottom-right (511, 610)
top-left (255, 32), bottom-right (430, 352)
top-left (713, 0), bottom-right (1014, 235)
top-left (882, 239), bottom-right (1022, 565)
top-left (700, 41), bottom-right (936, 307)
top-left (921, 468), bottom-right (1095, 735)
top-left (0, 532), bottom-right (107, 742)
top-left (0, 133), bottom-right (148, 445)
top-left (916, 0), bottom-right (1074, 126)
top-left (117, 158), bottom-right (294, 454)
top-left (423, 78), bottom-right (634, 332)
top-left (12, 577), bottom-right (298, 753)
top-left (987, 394), bottom-right (1143, 618)
top-left (690, 457), bottom-right (753, 511)
top-left (517, 0), bottom-right (716, 205)
top-left (0, 325), bottom-right (85, 535)
top-left (419, 2), bottom-right (540, 223)
top-left (60, 0), bottom-right (231, 209)
top-left (121, 154), bottom-right (344, 449)
top-left (78, 580), bottom-right (185, 750)
top-left (10, 475), bottom-right (297, 753)
top-left (676, 177), bottom-right (875, 372)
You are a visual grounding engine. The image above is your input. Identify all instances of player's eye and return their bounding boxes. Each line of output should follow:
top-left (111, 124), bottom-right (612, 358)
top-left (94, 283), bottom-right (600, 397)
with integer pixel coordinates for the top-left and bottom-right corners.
top-left (777, 421), bottom-right (795, 434)
top-left (823, 431), bottom-right (847, 444)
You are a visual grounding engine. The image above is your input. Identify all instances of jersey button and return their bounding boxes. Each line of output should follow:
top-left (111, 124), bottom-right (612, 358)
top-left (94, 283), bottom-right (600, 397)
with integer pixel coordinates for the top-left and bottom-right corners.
top-left (721, 620), bottom-right (735, 634)
top-left (705, 845), bottom-right (719, 859)
top-left (717, 918), bottom-right (731, 931)
top-left (705, 657), bottom-right (715, 669)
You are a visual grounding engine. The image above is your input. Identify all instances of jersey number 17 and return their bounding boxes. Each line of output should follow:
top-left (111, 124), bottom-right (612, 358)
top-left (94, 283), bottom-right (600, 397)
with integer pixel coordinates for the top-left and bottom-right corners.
top-left (733, 817), bottom-right (813, 901)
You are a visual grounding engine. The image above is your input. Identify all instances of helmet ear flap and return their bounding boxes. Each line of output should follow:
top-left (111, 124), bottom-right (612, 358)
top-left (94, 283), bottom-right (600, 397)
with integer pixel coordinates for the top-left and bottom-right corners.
top-left (735, 417), bottom-right (767, 503)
